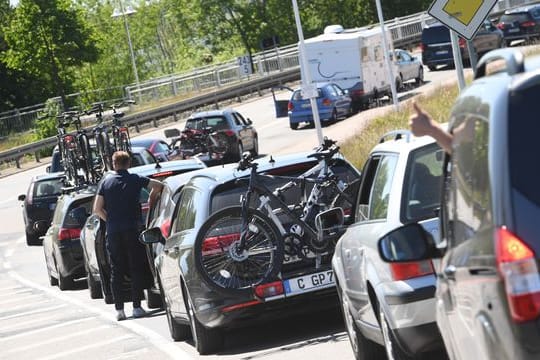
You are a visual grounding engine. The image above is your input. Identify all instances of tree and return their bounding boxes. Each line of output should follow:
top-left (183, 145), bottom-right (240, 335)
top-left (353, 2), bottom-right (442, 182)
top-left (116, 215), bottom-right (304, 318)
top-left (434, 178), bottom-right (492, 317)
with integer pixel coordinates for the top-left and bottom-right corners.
top-left (1, 0), bottom-right (99, 108)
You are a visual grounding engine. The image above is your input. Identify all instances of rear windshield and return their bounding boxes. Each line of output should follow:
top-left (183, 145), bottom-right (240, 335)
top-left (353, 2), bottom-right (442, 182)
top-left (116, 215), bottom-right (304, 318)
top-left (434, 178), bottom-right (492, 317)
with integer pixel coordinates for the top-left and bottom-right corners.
top-left (500, 13), bottom-right (531, 23)
top-left (421, 26), bottom-right (450, 43)
top-left (291, 89), bottom-right (323, 101)
top-left (508, 82), bottom-right (540, 205)
top-left (34, 178), bottom-right (64, 198)
top-left (185, 116), bottom-right (229, 131)
top-left (63, 198), bottom-right (93, 227)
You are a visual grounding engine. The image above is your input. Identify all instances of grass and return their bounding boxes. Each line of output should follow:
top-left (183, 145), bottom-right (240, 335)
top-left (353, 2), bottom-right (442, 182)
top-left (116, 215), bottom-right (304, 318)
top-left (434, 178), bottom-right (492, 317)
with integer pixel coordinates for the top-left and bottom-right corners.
top-left (340, 83), bottom-right (459, 169)
top-left (0, 132), bottom-right (36, 152)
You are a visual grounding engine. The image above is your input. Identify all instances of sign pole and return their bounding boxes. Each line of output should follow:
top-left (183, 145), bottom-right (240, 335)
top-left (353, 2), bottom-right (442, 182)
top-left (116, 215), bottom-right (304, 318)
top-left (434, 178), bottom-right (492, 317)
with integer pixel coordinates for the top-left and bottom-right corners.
top-left (375, 0), bottom-right (399, 109)
top-left (291, 0), bottom-right (324, 145)
top-left (450, 29), bottom-right (466, 91)
top-left (466, 40), bottom-right (478, 72)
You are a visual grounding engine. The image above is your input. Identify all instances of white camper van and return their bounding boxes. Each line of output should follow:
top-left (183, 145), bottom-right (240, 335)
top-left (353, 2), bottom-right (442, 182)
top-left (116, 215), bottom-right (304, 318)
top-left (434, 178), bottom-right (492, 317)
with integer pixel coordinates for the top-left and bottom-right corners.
top-left (302, 25), bottom-right (396, 112)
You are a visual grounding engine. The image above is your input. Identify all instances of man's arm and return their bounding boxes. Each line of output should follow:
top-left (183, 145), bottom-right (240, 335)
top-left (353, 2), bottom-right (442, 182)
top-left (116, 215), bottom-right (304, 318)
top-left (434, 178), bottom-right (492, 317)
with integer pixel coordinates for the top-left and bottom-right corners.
top-left (93, 194), bottom-right (107, 221)
top-left (409, 102), bottom-right (453, 154)
top-left (147, 178), bottom-right (164, 209)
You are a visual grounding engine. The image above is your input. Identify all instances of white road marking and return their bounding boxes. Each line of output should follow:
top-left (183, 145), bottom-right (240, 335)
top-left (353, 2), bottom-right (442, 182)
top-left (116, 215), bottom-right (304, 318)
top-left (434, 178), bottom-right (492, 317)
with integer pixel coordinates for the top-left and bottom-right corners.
top-left (6, 323), bottom-right (108, 353)
top-left (0, 316), bottom-right (97, 342)
top-left (37, 334), bottom-right (134, 360)
top-left (0, 312), bottom-right (62, 332)
top-left (107, 348), bottom-right (150, 360)
top-left (0, 287), bottom-right (27, 295)
top-left (3, 261), bottom-right (11, 269)
top-left (9, 271), bottom-right (194, 360)
top-left (0, 293), bottom-right (41, 305)
top-left (0, 198), bottom-right (15, 205)
top-left (0, 304), bottom-right (65, 321)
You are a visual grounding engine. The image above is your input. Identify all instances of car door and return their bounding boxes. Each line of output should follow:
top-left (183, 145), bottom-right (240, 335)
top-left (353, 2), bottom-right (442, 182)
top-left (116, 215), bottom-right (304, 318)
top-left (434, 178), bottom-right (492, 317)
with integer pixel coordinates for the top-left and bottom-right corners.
top-left (438, 114), bottom-right (500, 360)
top-left (233, 112), bottom-right (254, 150)
top-left (160, 186), bottom-right (199, 315)
top-left (330, 84), bottom-right (350, 117)
top-left (341, 153), bottom-right (399, 326)
top-left (397, 50), bottom-right (414, 81)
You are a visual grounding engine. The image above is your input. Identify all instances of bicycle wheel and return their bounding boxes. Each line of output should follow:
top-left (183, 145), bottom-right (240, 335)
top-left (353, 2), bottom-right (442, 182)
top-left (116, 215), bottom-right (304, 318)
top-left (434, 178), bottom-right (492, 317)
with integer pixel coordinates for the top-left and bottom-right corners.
top-left (119, 129), bottom-right (131, 152)
top-left (78, 134), bottom-right (93, 183)
top-left (96, 132), bottom-right (113, 171)
top-left (209, 133), bottom-right (229, 157)
top-left (194, 206), bottom-right (284, 296)
top-left (330, 177), bottom-right (361, 225)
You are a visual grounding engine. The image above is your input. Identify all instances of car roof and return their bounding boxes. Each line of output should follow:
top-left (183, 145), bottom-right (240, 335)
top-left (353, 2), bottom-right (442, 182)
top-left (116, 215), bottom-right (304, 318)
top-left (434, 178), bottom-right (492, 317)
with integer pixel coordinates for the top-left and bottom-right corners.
top-left (370, 128), bottom-right (441, 154)
top-left (101, 158), bottom-right (206, 180)
top-left (32, 172), bottom-right (65, 182)
top-left (505, 4), bottom-right (540, 14)
top-left (131, 138), bottom-right (161, 146)
top-left (188, 108), bottom-right (235, 118)
top-left (164, 151), bottom-right (320, 191)
top-left (130, 146), bottom-right (149, 153)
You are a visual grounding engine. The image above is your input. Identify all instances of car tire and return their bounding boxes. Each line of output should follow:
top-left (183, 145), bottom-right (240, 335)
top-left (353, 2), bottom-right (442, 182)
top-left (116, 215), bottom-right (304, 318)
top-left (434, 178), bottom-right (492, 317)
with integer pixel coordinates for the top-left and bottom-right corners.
top-left (26, 231), bottom-right (41, 246)
top-left (415, 67), bottom-right (424, 85)
top-left (379, 306), bottom-right (414, 360)
top-left (337, 282), bottom-right (384, 360)
top-left (428, 65), bottom-right (437, 71)
top-left (85, 261), bottom-right (103, 299)
top-left (186, 293), bottom-right (224, 354)
top-left (146, 288), bottom-right (163, 309)
top-left (396, 76), bottom-right (403, 91)
top-left (290, 122), bottom-right (299, 130)
top-left (49, 274), bottom-right (58, 286)
top-left (251, 137), bottom-right (259, 157)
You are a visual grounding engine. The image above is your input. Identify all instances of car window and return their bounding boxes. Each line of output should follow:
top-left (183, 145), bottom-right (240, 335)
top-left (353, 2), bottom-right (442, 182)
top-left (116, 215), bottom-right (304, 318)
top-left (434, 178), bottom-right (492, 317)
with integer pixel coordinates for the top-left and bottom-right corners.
top-left (131, 154), bottom-right (143, 167)
top-left (172, 187), bottom-right (199, 232)
top-left (155, 141), bottom-right (170, 152)
top-left (231, 113), bottom-right (243, 126)
top-left (292, 89), bottom-right (323, 100)
top-left (63, 198), bottom-right (92, 227)
top-left (401, 51), bottom-right (412, 62)
top-left (422, 26), bottom-right (450, 44)
top-left (402, 143), bottom-right (443, 222)
top-left (233, 112), bottom-right (250, 126)
top-left (500, 13), bottom-right (530, 23)
top-left (34, 178), bottom-right (64, 198)
top-left (532, 8), bottom-right (540, 18)
top-left (332, 84), bottom-right (344, 96)
top-left (141, 150), bottom-right (155, 164)
top-left (205, 116), bottom-right (229, 130)
top-left (368, 155), bottom-right (398, 220)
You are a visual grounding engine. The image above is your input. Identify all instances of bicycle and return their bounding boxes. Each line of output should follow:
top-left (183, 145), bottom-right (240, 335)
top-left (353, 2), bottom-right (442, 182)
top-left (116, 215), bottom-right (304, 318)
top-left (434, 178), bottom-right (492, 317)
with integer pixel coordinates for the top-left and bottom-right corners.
top-left (172, 125), bottom-right (229, 160)
top-left (86, 103), bottom-right (113, 172)
top-left (193, 138), bottom-right (359, 295)
top-left (110, 101), bottom-right (134, 153)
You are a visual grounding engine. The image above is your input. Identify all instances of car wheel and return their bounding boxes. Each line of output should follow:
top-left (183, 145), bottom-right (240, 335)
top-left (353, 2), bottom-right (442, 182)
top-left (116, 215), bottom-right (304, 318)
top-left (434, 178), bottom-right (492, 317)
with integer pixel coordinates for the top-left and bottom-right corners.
top-left (145, 288), bottom-right (163, 309)
top-left (158, 273), bottom-right (190, 340)
top-left (26, 231), bottom-right (41, 246)
top-left (337, 282), bottom-right (384, 360)
top-left (379, 306), bottom-right (413, 360)
top-left (86, 262), bottom-right (103, 299)
top-left (186, 293), bottom-right (224, 354)
top-left (251, 137), bottom-right (259, 156)
top-left (395, 76), bottom-right (403, 91)
top-left (290, 122), bottom-right (299, 130)
top-left (428, 65), bottom-right (437, 71)
top-left (415, 67), bottom-right (424, 85)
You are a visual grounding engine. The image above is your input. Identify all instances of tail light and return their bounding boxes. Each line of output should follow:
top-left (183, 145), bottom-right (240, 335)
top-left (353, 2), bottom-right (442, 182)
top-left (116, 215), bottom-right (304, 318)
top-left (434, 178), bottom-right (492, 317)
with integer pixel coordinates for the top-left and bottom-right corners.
top-left (255, 281), bottom-right (284, 298)
top-left (458, 37), bottom-right (466, 48)
top-left (223, 129), bottom-right (235, 137)
top-left (58, 228), bottom-right (81, 241)
top-left (141, 203), bottom-right (149, 212)
top-left (497, 23), bottom-right (505, 30)
top-left (521, 21), bottom-right (536, 28)
top-left (420, 42), bottom-right (426, 52)
top-left (64, 135), bottom-right (76, 149)
top-left (350, 89), bottom-right (365, 99)
top-left (160, 219), bottom-right (171, 237)
top-left (201, 233), bottom-right (240, 256)
top-left (288, 102), bottom-right (294, 111)
top-left (390, 260), bottom-right (434, 281)
top-left (322, 98), bottom-right (332, 106)
top-left (153, 171), bottom-right (173, 178)
top-left (120, 126), bottom-right (129, 133)
top-left (496, 227), bottom-right (540, 323)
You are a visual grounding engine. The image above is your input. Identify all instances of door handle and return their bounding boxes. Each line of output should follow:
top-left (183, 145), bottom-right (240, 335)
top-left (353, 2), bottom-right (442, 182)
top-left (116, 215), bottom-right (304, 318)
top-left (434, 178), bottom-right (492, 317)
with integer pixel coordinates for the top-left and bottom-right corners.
top-left (443, 265), bottom-right (456, 280)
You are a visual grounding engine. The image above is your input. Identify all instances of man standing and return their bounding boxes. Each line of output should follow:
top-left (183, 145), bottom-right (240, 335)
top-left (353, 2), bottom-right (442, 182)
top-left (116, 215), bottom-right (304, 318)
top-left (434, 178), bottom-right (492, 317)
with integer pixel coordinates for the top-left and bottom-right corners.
top-left (93, 151), bottom-right (163, 321)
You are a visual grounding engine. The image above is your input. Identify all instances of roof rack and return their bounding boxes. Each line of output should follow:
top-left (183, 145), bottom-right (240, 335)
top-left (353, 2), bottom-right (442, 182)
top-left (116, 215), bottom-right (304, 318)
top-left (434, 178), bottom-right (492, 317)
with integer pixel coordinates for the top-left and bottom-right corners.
top-left (379, 130), bottom-right (412, 144)
top-left (474, 48), bottom-right (525, 80)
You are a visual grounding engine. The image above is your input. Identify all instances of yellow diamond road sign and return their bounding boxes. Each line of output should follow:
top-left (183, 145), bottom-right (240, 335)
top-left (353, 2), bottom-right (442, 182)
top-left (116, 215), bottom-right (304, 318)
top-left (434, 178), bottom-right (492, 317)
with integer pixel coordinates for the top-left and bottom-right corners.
top-left (428, 0), bottom-right (498, 40)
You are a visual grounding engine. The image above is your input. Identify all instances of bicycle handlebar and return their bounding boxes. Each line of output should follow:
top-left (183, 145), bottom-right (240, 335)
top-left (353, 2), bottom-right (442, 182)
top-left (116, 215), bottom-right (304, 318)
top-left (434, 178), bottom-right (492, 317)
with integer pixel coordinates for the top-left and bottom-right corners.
top-left (237, 152), bottom-right (256, 171)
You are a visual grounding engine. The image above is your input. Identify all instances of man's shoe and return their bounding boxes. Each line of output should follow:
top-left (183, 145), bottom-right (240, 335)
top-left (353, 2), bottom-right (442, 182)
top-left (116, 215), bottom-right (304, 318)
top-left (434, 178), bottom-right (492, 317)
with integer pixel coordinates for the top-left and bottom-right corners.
top-left (132, 307), bottom-right (147, 318)
top-left (116, 310), bottom-right (127, 321)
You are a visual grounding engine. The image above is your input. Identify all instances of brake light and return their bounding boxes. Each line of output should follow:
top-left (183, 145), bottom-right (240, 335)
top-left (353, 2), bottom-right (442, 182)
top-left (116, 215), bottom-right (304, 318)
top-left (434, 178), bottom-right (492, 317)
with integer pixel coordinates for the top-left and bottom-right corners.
top-left (153, 171), bottom-right (173, 178)
top-left (390, 261), bottom-right (434, 281)
top-left (496, 227), bottom-right (540, 323)
top-left (64, 135), bottom-right (76, 149)
top-left (120, 126), bottom-right (129, 133)
top-left (160, 218), bottom-right (171, 237)
top-left (322, 98), bottom-right (332, 106)
top-left (497, 23), bottom-right (505, 30)
top-left (141, 203), bottom-right (149, 212)
top-left (521, 21), bottom-right (536, 28)
top-left (350, 89), bottom-right (365, 99)
top-left (288, 102), bottom-right (294, 111)
top-left (201, 233), bottom-right (240, 256)
top-left (458, 37), bottom-right (466, 48)
top-left (58, 228), bottom-right (81, 241)
top-left (255, 281), bottom-right (284, 299)
top-left (223, 129), bottom-right (235, 137)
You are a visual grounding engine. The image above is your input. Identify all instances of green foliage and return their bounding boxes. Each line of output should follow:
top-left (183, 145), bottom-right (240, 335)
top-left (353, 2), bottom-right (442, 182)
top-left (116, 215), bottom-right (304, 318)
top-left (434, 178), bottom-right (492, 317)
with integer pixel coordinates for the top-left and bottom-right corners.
top-left (34, 98), bottom-right (61, 141)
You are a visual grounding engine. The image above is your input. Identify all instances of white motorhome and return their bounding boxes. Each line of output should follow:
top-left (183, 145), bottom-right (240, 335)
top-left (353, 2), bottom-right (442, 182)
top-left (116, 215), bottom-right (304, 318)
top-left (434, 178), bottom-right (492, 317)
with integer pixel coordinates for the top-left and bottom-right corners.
top-left (301, 25), bottom-right (396, 111)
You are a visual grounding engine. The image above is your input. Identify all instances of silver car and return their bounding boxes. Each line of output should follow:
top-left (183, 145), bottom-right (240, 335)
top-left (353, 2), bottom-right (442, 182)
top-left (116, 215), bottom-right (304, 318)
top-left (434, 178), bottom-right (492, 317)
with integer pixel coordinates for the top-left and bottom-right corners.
top-left (332, 130), bottom-right (446, 359)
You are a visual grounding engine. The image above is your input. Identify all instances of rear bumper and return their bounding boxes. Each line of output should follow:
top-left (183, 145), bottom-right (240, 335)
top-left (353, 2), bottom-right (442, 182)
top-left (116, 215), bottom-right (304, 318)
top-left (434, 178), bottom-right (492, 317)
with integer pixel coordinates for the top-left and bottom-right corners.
top-left (288, 110), bottom-right (333, 124)
top-left (57, 242), bottom-right (85, 279)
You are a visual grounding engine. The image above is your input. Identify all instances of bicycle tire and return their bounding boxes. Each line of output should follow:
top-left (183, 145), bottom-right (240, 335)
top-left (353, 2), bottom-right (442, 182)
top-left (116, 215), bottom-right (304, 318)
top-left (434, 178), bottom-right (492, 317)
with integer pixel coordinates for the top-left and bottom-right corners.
top-left (65, 148), bottom-right (79, 186)
top-left (194, 206), bottom-right (284, 296)
top-left (78, 133), bottom-right (93, 183)
top-left (96, 132), bottom-right (113, 171)
top-left (209, 133), bottom-right (229, 157)
top-left (330, 177), bottom-right (361, 225)
top-left (119, 131), bottom-right (131, 152)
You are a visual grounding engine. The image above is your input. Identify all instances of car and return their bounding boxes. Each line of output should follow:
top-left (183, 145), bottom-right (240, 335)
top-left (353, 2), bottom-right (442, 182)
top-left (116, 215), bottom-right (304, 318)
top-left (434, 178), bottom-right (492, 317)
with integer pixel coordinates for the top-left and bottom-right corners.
top-left (177, 108), bottom-right (259, 162)
top-left (421, 21), bottom-right (503, 71)
top-left (80, 158), bottom-right (206, 303)
top-left (497, 4), bottom-right (540, 46)
top-left (18, 172), bottom-right (66, 245)
top-left (43, 187), bottom-right (94, 290)
top-left (393, 48), bottom-right (424, 90)
top-left (129, 146), bottom-right (158, 167)
top-left (332, 129), bottom-right (446, 359)
top-left (139, 151), bottom-right (361, 354)
top-left (377, 48), bottom-right (540, 360)
top-left (131, 137), bottom-right (181, 162)
top-left (287, 82), bottom-right (352, 130)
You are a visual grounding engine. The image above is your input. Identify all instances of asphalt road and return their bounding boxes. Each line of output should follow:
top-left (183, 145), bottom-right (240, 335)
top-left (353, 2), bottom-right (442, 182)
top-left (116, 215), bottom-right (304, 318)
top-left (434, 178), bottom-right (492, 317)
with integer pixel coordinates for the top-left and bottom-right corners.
top-left (0, 66), bottom-right (459, 360)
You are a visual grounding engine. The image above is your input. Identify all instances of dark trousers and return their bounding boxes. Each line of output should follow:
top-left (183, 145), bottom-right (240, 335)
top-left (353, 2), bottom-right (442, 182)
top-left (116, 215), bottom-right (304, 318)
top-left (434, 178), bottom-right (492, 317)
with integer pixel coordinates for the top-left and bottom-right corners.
top-left (106, 229), bottom-right (145, 310)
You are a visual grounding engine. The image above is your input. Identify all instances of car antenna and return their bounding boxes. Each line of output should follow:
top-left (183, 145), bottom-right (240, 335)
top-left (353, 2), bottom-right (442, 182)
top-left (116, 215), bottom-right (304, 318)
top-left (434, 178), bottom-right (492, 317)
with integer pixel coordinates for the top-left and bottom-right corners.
top-left (269, 155), bottom-right (275, 166)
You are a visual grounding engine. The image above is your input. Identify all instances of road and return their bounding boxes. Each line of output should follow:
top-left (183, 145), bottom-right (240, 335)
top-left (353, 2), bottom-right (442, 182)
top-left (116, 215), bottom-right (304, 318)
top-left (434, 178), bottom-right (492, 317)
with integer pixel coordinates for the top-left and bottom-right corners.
top-left (0, 67), bottom-right (459, 360)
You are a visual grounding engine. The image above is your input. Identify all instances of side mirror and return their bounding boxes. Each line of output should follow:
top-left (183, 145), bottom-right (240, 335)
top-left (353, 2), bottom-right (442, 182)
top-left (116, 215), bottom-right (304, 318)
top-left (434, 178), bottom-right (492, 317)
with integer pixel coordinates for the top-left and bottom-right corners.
top-left (18, 194), bottom-right (26, 201)
top-left (315, 207), bottom-right (344, 232)
top-left (246, 118), bottom-right (253, 125)
top-left (139, 227), bottom-right (165, 245)
top-left (377, 223), bottom-right (441, 262)
top-left (164, 128), bottom-right (181, 138)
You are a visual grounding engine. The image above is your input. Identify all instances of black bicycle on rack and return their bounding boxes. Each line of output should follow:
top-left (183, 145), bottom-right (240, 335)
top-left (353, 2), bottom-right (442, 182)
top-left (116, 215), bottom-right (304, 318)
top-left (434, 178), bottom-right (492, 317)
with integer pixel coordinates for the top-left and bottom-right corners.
top-left (193, 138), bottom-right (360, 295)
top-left (110, 100), bottom-right (134, 153)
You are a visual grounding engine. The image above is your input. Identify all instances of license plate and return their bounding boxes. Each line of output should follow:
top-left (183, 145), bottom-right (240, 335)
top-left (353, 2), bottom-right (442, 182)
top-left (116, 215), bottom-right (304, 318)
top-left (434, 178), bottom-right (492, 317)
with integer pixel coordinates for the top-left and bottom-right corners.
top-left (508, 28), bottom-right (520, 33)
top-left (435, 50), bottom-right (448, 55)
top-left (283, 270), bottom-right (335, 296)
top-left (301, 103), bottom-right (311, 108)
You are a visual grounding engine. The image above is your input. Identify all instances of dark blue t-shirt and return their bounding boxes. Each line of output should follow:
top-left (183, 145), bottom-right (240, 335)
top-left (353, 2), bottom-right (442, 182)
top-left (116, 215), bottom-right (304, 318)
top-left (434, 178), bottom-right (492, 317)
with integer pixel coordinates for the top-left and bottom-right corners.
top-left (98, 169), bottom-right (150, 234)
